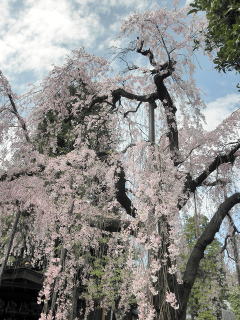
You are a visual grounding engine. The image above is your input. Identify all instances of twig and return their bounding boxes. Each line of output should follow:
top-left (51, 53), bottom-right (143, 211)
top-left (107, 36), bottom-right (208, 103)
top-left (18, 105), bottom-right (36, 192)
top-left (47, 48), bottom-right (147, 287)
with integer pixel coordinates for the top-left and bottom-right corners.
top-left (124, 101), bottom-right (142, 118)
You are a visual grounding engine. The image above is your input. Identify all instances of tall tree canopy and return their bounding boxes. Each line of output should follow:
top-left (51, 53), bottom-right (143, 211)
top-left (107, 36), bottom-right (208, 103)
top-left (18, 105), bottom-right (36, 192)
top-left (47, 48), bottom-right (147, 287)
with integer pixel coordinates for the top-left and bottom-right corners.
top-left (0, 3), bottom-right (239, 320)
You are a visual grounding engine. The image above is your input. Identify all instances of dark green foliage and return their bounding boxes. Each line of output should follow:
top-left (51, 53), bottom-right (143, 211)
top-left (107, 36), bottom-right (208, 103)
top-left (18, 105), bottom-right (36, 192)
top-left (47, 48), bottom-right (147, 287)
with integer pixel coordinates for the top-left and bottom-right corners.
top-left (189, 0), bottom-right (240, 74)
top-left (35, 83), bottom-right (112, 156)
top-left (183, 215), bottom-right (227, 319)
top-left (228, 286), bottom-right (240, 319)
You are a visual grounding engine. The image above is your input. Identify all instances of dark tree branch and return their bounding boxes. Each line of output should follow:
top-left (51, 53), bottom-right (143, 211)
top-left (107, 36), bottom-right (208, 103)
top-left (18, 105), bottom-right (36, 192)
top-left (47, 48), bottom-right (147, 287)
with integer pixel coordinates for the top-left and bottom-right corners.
top-left (227, 213), bottom-right (240, 233)
top-left (136, 38), bottom-right (157, 67)
top-left (153, 68), bottom-right (179, 165)
top-left (226, 247), bottom-right (236, 262)
top-left (112, 88), bottom-right (158, 107)
top-left (124, 101), bottom-right (142, 118)
top-left (120, 143), bottom-right (136, 154)
top-left (89, 95), bottom-right (109, 108)
top-left (193, 142), bottom-right (239, 188)
top-left (89, 89), bottom-right (158, 111)
top-left (220, 214), bottom-right (239, 253)
top-left (221, 234), bottom-right (231, 253)
top-left (178, 193), bottom-right (240, 319)
top-left (8, 94), bottom-right (30, 143)
top-left (119, 56), bottom-right (139, 72)
top-left (115, 165), bottom-right (137, 218)
top-left (179, 141), bottom-right (240, 210)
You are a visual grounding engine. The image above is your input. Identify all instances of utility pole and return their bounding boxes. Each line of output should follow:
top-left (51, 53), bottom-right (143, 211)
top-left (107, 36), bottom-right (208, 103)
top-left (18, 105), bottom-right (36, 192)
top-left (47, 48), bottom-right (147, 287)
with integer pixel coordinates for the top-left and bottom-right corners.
top-left (148, 102), bottom-right (155, 144)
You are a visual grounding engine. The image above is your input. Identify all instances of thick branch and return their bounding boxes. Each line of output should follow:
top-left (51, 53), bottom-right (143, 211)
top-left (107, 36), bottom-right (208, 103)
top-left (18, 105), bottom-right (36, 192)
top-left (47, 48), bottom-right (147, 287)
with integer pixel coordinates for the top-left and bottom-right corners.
top-left (179, 193), bottom-right (240, 318)
top-left (193, 142), bottom-right (239, 188)
top-left (115, 166), bottom-right (136, 218)
top-left (154, 72), bottom-right (179, 165)
top-left (112, 88), bottom-right (158, 107)
top-left (136, 38), bottom-right (157, 67)
top-left (89, 95), bottom-right (109, 109)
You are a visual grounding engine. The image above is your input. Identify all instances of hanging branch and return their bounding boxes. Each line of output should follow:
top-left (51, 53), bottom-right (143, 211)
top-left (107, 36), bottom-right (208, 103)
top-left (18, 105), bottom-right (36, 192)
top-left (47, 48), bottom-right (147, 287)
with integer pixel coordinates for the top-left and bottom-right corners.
top-left (0, 204), bottom-right (21, 285)
top-left (49, 247), bottom-right (67, 316)
top-left (221, 234), bottom-right (231, 253)
top-left (8, 94), bottom-right (31, 143)
top-left (48, 201), bottom-right (74, 316)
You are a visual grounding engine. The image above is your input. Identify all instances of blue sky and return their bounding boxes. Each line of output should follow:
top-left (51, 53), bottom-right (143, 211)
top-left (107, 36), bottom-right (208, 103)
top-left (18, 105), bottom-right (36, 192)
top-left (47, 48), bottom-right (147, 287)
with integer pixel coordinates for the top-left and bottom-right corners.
top-left (1, 0), bottom-right (239, 130)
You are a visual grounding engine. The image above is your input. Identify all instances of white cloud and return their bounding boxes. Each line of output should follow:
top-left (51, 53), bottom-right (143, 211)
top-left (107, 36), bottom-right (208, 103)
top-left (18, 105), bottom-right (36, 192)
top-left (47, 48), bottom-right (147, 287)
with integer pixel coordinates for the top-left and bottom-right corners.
top-left (203, 93), bottom-right (240, 131)
top-left (185, 0), bottom-right (192, 5)
top-left (0, 0), bottom-right (105, 78)
top-left (0, 0), bottom-right (159, 85)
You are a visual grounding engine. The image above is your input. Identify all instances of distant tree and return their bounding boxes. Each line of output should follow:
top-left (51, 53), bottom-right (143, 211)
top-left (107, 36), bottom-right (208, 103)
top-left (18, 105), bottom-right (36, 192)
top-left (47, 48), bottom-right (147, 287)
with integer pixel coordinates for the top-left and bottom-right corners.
top-left (229, 286), bottom-right (240, 319)
top-left (189, 0), bottom-right (240, 74)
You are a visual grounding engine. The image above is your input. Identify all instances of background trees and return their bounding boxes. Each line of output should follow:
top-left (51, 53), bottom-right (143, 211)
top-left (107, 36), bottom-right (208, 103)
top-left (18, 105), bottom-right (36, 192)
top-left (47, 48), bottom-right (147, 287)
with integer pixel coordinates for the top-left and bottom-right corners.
top-left (189, 0), bottom-right (240, 74)
top-left (182, 216), bottom-right (227, 319)
top-left (0, 3), bottom-right (239, 320)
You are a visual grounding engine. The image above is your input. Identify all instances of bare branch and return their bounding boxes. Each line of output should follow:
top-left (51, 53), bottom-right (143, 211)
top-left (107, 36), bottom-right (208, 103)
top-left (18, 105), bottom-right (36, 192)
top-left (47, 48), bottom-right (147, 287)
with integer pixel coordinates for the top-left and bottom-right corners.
top-left (227, 213), bottom-right (240, 233)
top-left (194, 142), bottom-right (239, 187)
top-left (136, 38), bottom-right (157, 67)
top-left (119, 56), bottom-right (139, 72)
top-left (124, 101), bottom-right (142, 118)
top-left (89, 95), bottom-right (110, 109)
top-left (155, 25), bottom-right (171, 65)
top-left (226, 247), bottom-right (236, 261)
top-left (179, 141), bottom-right (240, 209)
top-left (177, 144), bottom-right (201, 165)
top-left (221, 234), bottom-right (231, 253)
